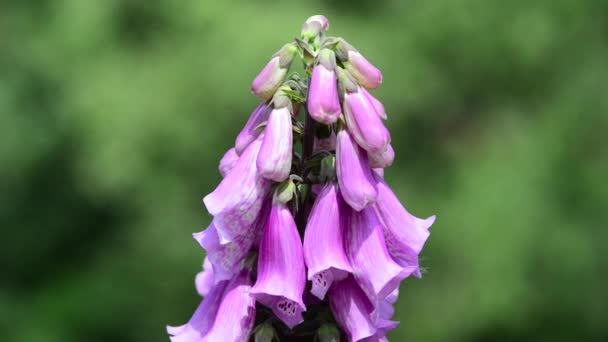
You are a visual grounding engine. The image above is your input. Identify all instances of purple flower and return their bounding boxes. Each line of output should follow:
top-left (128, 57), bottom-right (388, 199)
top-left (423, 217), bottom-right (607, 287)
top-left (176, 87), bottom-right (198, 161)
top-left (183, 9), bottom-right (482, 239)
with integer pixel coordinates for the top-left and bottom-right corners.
top-left (343, 87), bottom-right (390, 153)
top-left (203, 137), bottom-right (270, 243)
top-left (336, 129), bottom-right (377, 211)
top-left (193, 221), bottom-right (256, 283)
top-left (251, 201), bottom-right (306, 328)
top-left (338, 40), bottom-right (382, 89)
top-left (218, 148), bottom-right (239, 177)
top-left (361, 88), bottom-right (387, 120)
top-left (372, 168), bottom-right (384, 178)
top-left (307, 49), bottom-right (341, 124)
top-left (368, 144), bottom-right (394, 169)
top-left (195, 257), bottom-right (214, 297)
top-left (346, 206), bottom-right (415, 309)
top-left (257, 107), bottom-right (293, 182)
top-left (251, 43), bottom-right (297, 100)
top-left (328, 276), bottom-right (378, 342)
top-left (374, 175), bottom-right (435, 277)
top-left (303, 183), bottom-right (353, 300)
top-left (167, 269), bottom-right (255, 342)
top-left (235, 103), bottom-right (269, 155)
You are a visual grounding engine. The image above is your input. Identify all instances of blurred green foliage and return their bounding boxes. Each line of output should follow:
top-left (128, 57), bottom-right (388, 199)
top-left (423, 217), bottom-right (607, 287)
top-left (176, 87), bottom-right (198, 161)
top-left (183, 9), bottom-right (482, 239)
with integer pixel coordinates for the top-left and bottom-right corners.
top-left (1, 0), bottom-right (607, 341)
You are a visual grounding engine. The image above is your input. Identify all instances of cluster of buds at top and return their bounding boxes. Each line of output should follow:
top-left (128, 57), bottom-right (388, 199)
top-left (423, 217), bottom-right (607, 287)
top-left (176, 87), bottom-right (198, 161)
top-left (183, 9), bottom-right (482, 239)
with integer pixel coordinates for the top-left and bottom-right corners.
top-left (168, 14), bottom-right (435, 342)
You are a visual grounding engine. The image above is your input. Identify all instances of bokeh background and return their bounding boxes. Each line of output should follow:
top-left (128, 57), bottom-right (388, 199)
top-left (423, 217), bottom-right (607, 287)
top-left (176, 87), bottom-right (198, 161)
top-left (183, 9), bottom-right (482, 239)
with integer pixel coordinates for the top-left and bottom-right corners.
top-left (2, 0), bottom-right (607, 341)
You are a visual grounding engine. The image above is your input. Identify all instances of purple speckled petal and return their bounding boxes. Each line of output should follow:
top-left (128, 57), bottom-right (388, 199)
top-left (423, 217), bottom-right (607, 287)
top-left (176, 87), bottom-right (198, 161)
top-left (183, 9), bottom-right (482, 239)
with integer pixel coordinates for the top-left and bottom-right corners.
top-left (257, 107), bottom-right (293, 182)
top-left (360, 88), bottom-right (387, 120)
top-left (336, 129), bottom-right (377, 211)
top-left (368, 144), bottom-right (394, 169)
top-left (308, 64), bottom-right (341, 124)
top-left (329, 276), bottom-right (378, 342)
top-left (344, 88), bottom-right (390, 153)
top-left (374, 175), bottom-right (434, 277)
top-left (235, 103), bottom-right (270, 155)
top-left (346, 206), bottom-right (415, 309)
top-left (168, 269), bottom-right (255, 342)
top-left (345, 51), bottom-right (383, 89)
top-left (195, 257), bottom-right (214, 297)
top-left (218, 148), bottom-right (239, 177)
top-left (303, 184), bottom-right (353, 300)
top-left (203, 137), bottom-right (270, 243)
top-left (251, 201), bottom-right (306, 328)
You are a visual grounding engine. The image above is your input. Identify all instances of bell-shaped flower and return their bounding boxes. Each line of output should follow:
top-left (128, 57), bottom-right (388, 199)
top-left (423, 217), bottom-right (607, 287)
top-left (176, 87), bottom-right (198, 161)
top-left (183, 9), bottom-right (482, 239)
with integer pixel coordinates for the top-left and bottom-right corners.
top-left (308, 49), bottom-right (341, 124)
top-left (193, 221), bottom-right (256, 283)
top-left (195, 257), bottom-right (214, 297)
top-left (235, 103), bottom-right (270, 155)
top-left (167, 269), bottom-right (255, 342)
top-left (250, 200), bottom-right (306, 329)
top-left (218, 148), bottom-right (239, 177)
top-left (368, 144), bottom-right (394, 169)
top-left (346, 206), bottom-right (415, 309)
top-left (303, 183), bottom-right (353, 300)
top-left (257, 106), bottom-right (293, 182)
top-left (343, 87), bottom-right (390, 154)
top-left (329, 276), bottom-right (378, 342)
top-left (203, 137), bottom-right (270, 243)
top-left (301, 15), bottom-right (329, 38)
top-left (252, 43), bottom-right (297, 100)
top-left (336, 129), bottom-right (377, 211)
top-left (338, 40), bottom-right (383, 89)
top-left (374, 175), bottom-right (435, 277)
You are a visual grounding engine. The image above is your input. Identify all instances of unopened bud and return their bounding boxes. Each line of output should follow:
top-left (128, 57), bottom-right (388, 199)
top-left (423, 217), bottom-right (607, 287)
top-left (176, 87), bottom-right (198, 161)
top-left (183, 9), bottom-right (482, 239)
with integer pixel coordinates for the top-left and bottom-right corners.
top-left (252, 43), bottom-right (297, 100)
top-left (337, 39), bottom-right (382, 89)
top-left (274, 178), bottom-right (296, 204)
top-left (301, 15), bottom-right (329, 39)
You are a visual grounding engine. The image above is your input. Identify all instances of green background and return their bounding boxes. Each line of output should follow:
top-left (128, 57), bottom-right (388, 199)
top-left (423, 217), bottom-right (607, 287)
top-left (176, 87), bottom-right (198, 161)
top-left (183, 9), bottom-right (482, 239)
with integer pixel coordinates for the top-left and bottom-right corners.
top-left (2, 0), bottom-right (606, 341)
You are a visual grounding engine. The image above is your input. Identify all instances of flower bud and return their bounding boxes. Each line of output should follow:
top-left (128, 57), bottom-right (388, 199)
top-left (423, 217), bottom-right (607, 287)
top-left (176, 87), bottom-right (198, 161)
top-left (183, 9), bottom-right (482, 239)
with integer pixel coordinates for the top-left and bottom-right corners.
top-left (308, 49), bottom-right (341, 124)
top-left (336, 129), bottom-right (377, 211)
top-left (257, 107), bottom-right (293, 182)
top-left (251, 43), bottom-right (297, 100)
top-left (301, 15), bottom-right (329, 39)
top-left (343, 87), bottom-right (390, 153)
top-left (338, 40), bottom-right (383, 89)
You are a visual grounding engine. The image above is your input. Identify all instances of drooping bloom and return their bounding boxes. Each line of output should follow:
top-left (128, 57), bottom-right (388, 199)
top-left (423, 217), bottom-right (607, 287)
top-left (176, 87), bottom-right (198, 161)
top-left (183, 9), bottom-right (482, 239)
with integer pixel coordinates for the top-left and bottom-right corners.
top-left (338, 40), bottom-right (383, 89)
top-left (218, 148), bottom-right (239, 177)
top-left (374, 175), bottom-right (435, 277)
top-left (303, 183), bottom-right (353, 300)
top-left (257, 107), bottom-right (293, 182)
top-left (234, 103), bottom-right (269, 155)
top-left (250, 200), bottom-right (306, 328)
top-left (193, 222), bottom-right (255, 282)
top-left (203, 137), bottom-right (270, 243)
top-left (346, 206), bottom-right (415, 309)
top-left (167, 269), bottom-right (255, 342)
top-left (328, 276), bottom-right (379, 342)
top-left (307, 49), bottom-right (341, 124)
top-left (343, 87), bottom-right (390, 154)
top-left (368, 144), bottom-right (394, 169)
top-left (361, 88), bottom-right (387, 120)
top-left (195, 257), bottom-right (214, 297)
top-left (251, 43), bottom-right (297, 100)
top-left (336, 129), bottom-right (377, 211)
